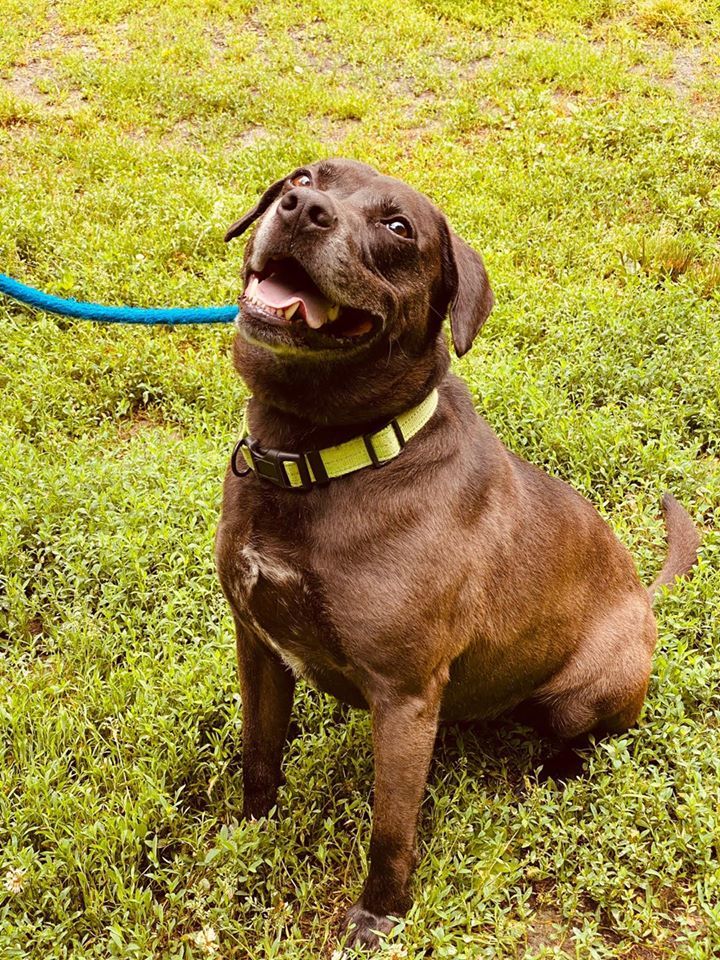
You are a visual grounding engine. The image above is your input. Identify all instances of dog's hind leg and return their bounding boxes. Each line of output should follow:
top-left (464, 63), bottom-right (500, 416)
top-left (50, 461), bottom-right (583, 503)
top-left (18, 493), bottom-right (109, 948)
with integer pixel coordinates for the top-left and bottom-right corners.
top-left (515, 683), bottom-right (648, 784)
top-left (529, 599), bottom-right (656, 780)
top-left (535, 678), bottom-right (649, 784)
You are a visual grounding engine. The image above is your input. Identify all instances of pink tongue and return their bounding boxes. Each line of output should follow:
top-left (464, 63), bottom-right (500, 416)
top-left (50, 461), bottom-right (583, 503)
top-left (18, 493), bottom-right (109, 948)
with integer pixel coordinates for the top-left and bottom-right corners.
top-left (256, 273), bottom-right (331, 329)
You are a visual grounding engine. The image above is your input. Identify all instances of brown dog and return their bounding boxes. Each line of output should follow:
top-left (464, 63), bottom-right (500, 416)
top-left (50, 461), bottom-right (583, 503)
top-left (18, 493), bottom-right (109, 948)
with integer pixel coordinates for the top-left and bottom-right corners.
top-left (215, 158), bottom-right (699, 948)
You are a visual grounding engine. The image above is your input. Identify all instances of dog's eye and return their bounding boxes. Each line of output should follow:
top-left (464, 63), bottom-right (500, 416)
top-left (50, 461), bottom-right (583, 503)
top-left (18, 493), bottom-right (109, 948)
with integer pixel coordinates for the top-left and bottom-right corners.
top-left (383, 218), bottom-right (413, 239)
top-left (291, 173), bottom-right (312, 187)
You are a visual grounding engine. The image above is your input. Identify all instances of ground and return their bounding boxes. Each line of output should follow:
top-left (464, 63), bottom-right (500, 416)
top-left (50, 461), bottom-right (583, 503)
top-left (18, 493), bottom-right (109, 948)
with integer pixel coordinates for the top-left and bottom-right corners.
top-left (1, 1), bottom-right (719, 957)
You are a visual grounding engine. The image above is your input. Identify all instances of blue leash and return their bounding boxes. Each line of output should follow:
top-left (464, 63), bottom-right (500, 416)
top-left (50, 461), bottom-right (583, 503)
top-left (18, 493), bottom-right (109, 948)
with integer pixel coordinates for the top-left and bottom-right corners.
top-left (0, 272), bottom-right (238, 325)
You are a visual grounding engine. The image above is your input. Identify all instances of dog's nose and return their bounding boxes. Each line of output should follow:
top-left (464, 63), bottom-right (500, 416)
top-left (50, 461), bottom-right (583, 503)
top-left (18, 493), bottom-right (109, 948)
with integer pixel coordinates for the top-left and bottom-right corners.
top-left (278, 188), bottom-right (337, 232)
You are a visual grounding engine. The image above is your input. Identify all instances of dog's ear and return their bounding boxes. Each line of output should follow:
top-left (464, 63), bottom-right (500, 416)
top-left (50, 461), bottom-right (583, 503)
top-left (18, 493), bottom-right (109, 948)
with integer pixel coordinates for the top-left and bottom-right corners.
top-left (440, 219), bottom-right (494, 357)
top-left (224, 177), bottom-right (286, 242)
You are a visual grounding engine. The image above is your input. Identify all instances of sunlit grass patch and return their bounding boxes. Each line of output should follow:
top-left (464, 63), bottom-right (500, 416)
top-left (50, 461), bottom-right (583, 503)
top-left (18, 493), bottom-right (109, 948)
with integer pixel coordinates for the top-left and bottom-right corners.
top-left (0, 86), bottom-right (41, 127)
top-left (617, 230), bottom-right (699, 281)
top-left (691, 257), bottom-right (720, 298)
top-left (614, 231), bottom-right (720, 302)
top-left (635, 0), bottom-right (704, 40)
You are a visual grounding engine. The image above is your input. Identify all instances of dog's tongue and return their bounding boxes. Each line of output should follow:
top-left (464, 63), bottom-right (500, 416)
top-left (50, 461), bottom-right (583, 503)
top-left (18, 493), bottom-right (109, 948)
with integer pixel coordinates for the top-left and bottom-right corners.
top-left (256, 272), bottom-right (332, 329)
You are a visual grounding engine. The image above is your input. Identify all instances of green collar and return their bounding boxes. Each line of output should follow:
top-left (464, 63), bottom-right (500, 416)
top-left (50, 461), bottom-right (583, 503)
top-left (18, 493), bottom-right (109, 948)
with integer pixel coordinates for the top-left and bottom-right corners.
top-left (231, 389), bottom-right (439, 491)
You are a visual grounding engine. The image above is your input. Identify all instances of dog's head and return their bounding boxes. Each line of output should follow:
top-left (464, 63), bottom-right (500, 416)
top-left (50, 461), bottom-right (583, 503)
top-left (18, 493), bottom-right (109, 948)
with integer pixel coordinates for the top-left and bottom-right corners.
top-left (225, 159), bottom-right (493, 362)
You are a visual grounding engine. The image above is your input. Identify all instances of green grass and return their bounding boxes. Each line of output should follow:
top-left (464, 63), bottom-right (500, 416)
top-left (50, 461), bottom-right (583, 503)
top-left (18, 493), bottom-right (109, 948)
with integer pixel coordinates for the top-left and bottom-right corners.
top-left (2, 1), bottom-right (720, 957)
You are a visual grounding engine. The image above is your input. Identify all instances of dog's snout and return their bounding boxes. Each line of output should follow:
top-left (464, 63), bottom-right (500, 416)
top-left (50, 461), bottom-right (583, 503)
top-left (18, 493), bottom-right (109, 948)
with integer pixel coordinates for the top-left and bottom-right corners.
top-left (278, 188), bottom-right (337, 232)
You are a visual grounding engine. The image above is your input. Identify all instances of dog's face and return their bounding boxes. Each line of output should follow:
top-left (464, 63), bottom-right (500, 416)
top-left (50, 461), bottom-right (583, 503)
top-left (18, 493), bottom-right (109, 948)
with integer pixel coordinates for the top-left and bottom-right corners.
top-left (225, 159), bottom-right (493, 360)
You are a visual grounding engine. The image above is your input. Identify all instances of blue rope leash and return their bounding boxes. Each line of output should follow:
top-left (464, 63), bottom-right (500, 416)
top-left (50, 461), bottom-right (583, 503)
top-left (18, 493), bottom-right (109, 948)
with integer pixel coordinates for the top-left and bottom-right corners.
top-left (0, 272), bottom-right (238, 325)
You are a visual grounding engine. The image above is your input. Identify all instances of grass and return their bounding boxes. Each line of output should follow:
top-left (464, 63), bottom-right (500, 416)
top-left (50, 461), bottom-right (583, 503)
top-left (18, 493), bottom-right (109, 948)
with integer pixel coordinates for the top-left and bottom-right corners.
top-left (1, 0), bottom-right (720, 957)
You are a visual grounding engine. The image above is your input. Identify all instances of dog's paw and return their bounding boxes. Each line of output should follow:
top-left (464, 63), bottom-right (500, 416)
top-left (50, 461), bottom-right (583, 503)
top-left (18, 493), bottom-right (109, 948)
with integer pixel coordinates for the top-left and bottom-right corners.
top-left (340, 903), bottom-right (394, 949)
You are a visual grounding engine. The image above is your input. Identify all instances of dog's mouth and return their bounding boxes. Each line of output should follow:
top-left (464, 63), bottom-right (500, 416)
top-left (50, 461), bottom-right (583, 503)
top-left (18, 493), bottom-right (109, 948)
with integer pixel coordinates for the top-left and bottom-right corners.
top-left (241, 257), bottom-right (378, 342)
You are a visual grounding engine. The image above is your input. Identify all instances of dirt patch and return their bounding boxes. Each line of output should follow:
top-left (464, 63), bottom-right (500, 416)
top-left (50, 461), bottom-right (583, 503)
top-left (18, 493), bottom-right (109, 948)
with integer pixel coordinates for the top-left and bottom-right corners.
top-left (525, 904), bottom-right (574, 955)
top-left (550, 90), bottom-right (582, 116)
top-left (239, 125), bottom-right (273, 147)
top-left (5, 59), bottom-right (58, 107)
top-left (159, 118), bottom-right (206, 147)
top-left (309, 116), bottom-right (362, 148)
top-left (286, 25), bottom-right (358, 76)
top-left (630, 40), bottom-right (720, 112)
top-left (431, 49), bottom-right (503, 83)
top-left (157, 119), bottom-right (271, 149)
top-left (5, 28), bottom-right (97, 112)
top-left (117, 415), bottom-right (182, 445)
top-left (666, 46), bottom-right (703, 97)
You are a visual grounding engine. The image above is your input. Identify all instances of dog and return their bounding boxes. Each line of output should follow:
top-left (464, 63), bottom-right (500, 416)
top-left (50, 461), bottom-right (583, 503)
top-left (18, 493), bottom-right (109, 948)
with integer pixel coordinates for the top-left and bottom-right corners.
top-left (215, 158), bottom-right (699, 949)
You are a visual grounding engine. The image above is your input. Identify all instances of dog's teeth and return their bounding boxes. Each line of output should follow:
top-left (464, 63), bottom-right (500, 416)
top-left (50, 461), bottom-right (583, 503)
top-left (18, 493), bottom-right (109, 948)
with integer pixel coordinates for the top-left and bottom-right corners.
top-left (246, 277), bottom-right (258, 298)
top-left (327, 304), bottom-right (340, 321)
top-left (284, 302), bottom-right (300, 321)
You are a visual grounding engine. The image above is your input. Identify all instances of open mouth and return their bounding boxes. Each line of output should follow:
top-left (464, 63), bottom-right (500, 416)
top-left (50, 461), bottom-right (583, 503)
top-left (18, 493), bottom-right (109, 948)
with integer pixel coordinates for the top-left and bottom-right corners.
top-left (242, 257), bottom-right (377, 340)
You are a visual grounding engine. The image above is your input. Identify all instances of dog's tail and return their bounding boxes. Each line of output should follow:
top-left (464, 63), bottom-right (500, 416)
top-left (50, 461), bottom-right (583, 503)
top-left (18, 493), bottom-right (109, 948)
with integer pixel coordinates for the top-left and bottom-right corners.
top-left (648, 493), bottom-right (701, 603)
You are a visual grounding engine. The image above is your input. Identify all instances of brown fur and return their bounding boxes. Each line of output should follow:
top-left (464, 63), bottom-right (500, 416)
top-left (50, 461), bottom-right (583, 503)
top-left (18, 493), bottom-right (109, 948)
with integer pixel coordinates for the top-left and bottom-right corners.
top-left (649, 492), bottom-right (701, 600)
top-left (215, 160), bottom-right (700, 949)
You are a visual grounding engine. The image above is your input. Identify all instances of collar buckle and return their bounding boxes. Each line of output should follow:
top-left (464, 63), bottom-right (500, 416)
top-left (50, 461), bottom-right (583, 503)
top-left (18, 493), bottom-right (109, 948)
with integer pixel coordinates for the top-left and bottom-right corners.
top-left (232, 389), bottom-right (438, 492)
top-left (232, 437), bottom-right (313, 491)
top-left (363, 418), bottom-right (406, 468)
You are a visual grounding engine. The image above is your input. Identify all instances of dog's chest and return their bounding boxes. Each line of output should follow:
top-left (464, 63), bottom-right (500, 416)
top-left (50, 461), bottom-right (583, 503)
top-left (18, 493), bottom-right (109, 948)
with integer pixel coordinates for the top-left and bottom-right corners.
top-left (225, 537), bottom-right (345, 680)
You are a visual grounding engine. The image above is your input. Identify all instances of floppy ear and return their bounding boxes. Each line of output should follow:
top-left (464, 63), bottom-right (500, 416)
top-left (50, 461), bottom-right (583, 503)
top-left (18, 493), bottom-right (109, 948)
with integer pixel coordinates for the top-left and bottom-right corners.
top-left (440, 220), bottom-right (494, 357)
top-left (224, 177), bottom-right (286, 242)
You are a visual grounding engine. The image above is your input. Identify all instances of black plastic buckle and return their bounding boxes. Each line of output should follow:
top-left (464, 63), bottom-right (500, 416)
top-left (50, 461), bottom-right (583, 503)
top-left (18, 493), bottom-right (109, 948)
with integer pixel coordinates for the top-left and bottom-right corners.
top-left (363, 418), bottom-right (406, 468)
top-left (231, 437), bottom-right (313, 491)
top-left (231, 438), bottom-right (253, 477)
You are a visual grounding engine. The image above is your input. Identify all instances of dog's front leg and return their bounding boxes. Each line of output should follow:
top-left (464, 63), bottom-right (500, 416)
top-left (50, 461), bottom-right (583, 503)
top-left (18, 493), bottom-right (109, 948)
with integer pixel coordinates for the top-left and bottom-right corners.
top-left (235, 623), bottom-right (295, 821)
top-left (341, 671), bottom-right (446, 949)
